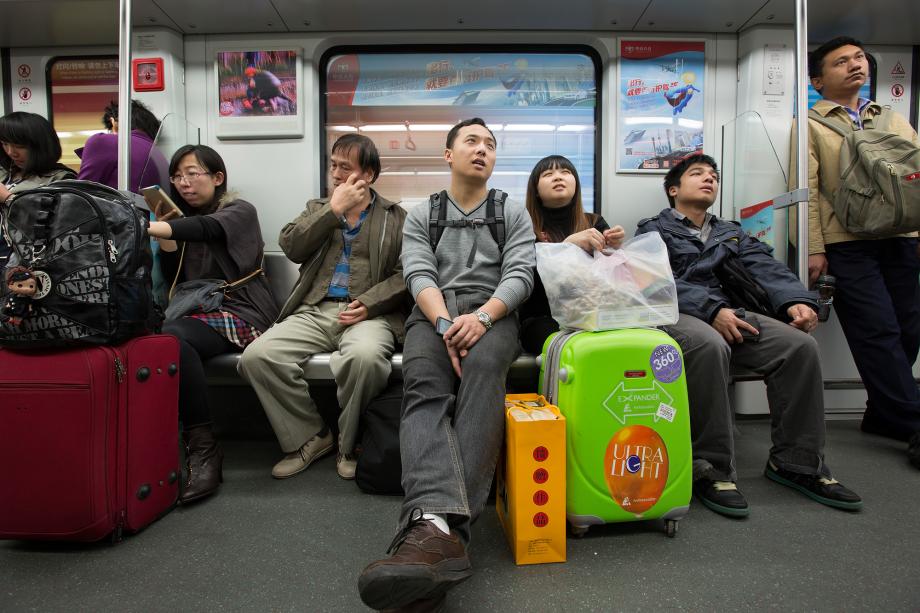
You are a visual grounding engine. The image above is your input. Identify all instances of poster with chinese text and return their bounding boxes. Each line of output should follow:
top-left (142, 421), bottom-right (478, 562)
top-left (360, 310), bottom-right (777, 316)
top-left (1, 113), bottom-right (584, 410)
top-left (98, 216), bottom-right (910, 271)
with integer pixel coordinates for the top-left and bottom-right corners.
top-left (618, 41), bottom-right (705, 173)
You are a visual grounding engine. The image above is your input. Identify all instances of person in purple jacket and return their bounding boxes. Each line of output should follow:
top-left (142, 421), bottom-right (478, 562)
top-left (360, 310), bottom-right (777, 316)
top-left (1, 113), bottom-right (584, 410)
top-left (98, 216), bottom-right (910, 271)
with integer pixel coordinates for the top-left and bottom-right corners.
top-left (76, 99), bottom-right (166, 192)
top-left (77, 100), bottom-right (170, 304)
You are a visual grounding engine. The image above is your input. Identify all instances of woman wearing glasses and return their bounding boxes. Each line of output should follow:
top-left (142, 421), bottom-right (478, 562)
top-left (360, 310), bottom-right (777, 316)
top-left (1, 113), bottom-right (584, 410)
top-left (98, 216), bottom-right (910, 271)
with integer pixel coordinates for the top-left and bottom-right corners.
top-left (147, 144), bottom-right (278, 503)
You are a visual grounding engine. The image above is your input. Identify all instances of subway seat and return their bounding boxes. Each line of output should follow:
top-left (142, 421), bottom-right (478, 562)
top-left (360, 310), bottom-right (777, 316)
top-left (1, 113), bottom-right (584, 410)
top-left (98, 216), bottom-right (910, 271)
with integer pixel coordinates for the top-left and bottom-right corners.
top-left (201, 253), bottom-right (758, 387)
top-left (202, 252), bottom-right (540, 387)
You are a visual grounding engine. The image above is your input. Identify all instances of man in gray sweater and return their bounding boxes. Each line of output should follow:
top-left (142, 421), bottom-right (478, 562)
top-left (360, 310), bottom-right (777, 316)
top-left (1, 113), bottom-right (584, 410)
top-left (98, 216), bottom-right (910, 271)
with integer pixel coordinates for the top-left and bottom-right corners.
top-left (358, 118), bottom-right (536, 610)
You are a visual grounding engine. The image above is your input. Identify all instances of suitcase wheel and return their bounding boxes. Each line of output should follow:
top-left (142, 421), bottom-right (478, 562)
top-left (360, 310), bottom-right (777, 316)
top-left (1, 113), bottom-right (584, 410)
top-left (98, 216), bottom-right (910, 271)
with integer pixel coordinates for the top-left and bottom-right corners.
top-left (570, 524), bottom-right (589, 538)
top-left (665, 519), bottom-right (678, 538)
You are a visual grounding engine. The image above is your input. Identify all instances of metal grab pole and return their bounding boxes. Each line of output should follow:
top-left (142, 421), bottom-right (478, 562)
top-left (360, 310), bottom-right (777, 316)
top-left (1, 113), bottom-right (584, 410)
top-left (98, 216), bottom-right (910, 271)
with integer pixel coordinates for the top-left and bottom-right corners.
top-left (117, 0), bottom-right (132, 191)
top-left (794, 0), bottom-right (810, 282)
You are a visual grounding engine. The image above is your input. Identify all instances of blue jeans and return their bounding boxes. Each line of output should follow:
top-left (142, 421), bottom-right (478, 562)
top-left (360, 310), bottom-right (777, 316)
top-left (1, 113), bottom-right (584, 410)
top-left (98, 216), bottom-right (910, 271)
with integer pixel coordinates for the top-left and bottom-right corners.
top-left (398, 301), bottom-right (520, 545)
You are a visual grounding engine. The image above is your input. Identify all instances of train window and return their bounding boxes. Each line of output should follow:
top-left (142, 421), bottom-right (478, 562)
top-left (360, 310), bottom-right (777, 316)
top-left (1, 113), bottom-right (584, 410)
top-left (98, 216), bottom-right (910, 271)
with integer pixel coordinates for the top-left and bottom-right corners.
top-left (321, 48), bottom-right (600, 211)
top-left (46, 56), bottom-right (118, 170)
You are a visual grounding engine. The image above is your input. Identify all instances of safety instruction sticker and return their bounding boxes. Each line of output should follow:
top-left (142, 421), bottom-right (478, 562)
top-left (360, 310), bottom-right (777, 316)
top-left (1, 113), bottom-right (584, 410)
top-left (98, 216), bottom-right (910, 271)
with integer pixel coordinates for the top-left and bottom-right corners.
top-left (650, 344), bottom-right (682, 383)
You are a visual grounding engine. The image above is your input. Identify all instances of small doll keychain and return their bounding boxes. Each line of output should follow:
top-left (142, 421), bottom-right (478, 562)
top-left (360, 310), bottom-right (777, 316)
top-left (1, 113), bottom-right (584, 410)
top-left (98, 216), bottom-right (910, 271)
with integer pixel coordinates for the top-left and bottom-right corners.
top-left (2, 266), bottom-right (39, 325)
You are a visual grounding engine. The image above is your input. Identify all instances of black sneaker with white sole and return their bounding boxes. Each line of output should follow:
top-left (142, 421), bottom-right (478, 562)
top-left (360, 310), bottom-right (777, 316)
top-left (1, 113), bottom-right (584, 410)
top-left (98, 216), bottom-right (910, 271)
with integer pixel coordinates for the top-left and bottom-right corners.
top-left (764, 461), bottom-right (862, 511)
top-left (693, 478), bottom-right (750, 518)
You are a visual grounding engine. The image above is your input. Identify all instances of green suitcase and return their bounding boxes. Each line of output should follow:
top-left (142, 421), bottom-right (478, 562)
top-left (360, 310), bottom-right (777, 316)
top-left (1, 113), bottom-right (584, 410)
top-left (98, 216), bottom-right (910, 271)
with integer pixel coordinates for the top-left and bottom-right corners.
top-left (539, 328), bottom-right (692, 537)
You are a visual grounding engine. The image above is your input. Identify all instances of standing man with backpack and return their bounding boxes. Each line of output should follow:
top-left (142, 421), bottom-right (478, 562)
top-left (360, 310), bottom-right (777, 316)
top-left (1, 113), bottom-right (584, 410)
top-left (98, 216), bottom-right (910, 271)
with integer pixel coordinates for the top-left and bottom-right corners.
top-left (357, 118), bottom-right (535, 611)
top-left (806, 37), bottom-right (920, 469)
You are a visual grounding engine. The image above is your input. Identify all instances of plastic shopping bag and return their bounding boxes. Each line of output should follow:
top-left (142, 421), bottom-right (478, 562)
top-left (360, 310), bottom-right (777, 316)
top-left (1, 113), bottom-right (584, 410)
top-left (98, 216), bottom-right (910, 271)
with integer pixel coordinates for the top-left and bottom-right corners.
top-left (535, 232), bottom-right (678, 331)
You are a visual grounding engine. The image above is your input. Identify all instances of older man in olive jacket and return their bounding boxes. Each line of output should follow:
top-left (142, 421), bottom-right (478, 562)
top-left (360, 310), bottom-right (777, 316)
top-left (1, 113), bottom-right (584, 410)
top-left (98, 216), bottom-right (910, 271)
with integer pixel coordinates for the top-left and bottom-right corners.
top-left (240, 134), bottom-right (407, 481)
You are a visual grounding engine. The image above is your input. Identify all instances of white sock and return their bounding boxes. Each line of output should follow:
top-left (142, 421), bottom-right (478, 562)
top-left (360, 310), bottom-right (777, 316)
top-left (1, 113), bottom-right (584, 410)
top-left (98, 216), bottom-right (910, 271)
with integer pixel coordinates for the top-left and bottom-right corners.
top-left (422, 513), bottom-right (450, 535)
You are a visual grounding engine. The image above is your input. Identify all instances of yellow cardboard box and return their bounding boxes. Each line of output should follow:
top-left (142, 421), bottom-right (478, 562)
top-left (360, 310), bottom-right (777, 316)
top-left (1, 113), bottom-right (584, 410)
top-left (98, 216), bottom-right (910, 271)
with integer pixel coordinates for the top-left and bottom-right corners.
top-left (496, 394), bottom-right (566, 565)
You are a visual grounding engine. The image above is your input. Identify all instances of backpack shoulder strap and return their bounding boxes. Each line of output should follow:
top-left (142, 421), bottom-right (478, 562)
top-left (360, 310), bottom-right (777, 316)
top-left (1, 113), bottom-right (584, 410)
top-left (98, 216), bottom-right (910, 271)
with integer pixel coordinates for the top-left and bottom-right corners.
top-left (485, 188), bottom-right (507, 252)
top-left (873, 106), bottom-right (894, 132)
top-left (428, 190), bottom-right (449, 250)
top-left (808, 108), bottom-right (850, 137)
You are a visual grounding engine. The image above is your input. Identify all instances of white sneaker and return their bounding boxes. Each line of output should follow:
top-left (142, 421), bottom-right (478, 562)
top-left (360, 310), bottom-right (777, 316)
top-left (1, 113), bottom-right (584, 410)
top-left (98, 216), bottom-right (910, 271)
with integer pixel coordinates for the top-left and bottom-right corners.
top-left (271, 431), bottom-right (334, 479)
top-left (336, 453), bottom-right (357, 480)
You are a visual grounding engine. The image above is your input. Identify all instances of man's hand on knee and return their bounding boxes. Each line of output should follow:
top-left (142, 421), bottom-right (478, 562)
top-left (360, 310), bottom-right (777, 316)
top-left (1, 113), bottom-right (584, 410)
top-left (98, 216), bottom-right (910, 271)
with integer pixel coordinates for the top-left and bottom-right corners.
top-left (787, 303), bottom-right (818, 333)
top-left (711, 308), bottom-right (758, 344)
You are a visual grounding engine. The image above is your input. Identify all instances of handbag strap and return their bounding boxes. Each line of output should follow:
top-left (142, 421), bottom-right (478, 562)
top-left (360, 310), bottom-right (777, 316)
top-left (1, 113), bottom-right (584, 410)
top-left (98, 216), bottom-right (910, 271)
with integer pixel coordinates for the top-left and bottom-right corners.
top-left (167, 242), bottom-right (187, 300)
top-left (220, 267), bottom-right (263, 294)
top-left (167, 240), bottom-right (263, 300)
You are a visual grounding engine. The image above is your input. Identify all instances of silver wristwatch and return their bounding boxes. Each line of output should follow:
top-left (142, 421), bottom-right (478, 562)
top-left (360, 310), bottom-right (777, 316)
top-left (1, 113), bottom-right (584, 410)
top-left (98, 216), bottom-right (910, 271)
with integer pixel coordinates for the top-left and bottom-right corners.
top-left (475, 310), bottom-right (493, 330)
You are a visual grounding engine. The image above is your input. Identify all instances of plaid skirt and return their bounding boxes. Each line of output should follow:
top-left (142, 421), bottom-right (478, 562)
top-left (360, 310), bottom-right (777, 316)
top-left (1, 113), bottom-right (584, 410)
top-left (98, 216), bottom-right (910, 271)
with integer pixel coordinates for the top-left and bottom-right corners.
top-left (187, 310), bottom-right (261, 348)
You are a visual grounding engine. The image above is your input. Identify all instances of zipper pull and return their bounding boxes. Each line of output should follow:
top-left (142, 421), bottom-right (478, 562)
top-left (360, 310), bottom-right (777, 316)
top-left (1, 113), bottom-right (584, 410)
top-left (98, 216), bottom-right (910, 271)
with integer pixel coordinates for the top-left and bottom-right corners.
top-left (888, 163), bottom-right (897, 175)
top-left (114, 356), bottom-right (125, 383)
top-left (107, 239), bottom-right (118, 263)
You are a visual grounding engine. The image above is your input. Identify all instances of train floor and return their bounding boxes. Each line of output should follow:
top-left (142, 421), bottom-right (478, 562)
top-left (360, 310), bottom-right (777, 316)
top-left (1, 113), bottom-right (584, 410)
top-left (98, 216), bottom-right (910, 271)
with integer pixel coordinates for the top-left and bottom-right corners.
top-left (2, 418), bottom-right (918, 612)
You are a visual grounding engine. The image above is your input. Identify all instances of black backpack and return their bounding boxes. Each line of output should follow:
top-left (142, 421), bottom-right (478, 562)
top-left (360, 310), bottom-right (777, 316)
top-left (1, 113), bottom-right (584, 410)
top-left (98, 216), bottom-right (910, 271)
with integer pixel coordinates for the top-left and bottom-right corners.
top-left (0, 180), bottom-right (160, 348)
top-left (355, 384), bottom-right (404, 496)
top-left (428, 189), bottom-right (507, 253)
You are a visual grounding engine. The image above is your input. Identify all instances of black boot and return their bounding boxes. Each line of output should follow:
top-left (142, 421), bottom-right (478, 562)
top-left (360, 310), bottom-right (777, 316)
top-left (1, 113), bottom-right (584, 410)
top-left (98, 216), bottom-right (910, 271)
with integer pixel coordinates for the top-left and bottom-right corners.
top-left (180, 424), bottom-right (224, 504)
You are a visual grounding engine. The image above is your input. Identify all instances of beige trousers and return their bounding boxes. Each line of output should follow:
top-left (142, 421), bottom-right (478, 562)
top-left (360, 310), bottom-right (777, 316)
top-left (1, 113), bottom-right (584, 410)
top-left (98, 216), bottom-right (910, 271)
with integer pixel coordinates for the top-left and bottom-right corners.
top-left (239, 301), bottom-right (395, 454)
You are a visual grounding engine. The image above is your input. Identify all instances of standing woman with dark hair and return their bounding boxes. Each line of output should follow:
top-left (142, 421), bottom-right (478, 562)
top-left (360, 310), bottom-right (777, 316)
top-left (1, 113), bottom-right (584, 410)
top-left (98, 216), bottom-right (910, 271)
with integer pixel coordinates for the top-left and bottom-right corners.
top-left (77, 99), bottom-right (166, 191)
top-left (146, 144), bottom-right (278, 503)
top-left (1, 112), bottom-right (76, 270)
top-left (519, 154), bottom-right (625, 353)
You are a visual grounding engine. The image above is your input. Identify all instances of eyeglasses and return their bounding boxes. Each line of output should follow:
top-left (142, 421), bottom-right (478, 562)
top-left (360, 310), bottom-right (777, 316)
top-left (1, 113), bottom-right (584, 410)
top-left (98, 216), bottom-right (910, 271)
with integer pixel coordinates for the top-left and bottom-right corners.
top-left (169, 171), bottom-right (211, 184)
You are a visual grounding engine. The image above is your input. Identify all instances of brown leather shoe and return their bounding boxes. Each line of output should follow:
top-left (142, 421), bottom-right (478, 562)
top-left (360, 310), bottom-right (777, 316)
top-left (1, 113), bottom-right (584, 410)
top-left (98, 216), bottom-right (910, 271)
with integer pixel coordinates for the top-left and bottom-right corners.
top-left (358, 509), bottom-right (472, 610)
top-left (381, 593), bottom-right (446, 613)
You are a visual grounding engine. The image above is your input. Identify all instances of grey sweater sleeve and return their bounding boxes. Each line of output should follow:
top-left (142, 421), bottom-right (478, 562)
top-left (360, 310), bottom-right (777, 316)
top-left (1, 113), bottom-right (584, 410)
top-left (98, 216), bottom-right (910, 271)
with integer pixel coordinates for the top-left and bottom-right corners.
top-left (401, 203), bottom-right (440, 299)
top-left (492, 200), bottom-right (536, 312)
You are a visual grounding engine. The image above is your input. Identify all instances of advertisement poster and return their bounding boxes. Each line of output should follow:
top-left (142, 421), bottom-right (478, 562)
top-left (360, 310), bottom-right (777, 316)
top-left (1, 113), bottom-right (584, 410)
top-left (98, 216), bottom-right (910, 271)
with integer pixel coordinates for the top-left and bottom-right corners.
top-left (47, 56), bottom-right (118, 169)
top-left (326, 53), bottom-right (596, 108)
top-left (618, 40), bottom-right (705, 173)
top-left (739, 200), bottom-right (775, 248)
top-left (214, 48), bottom-right (303, 140)
top-left (217, 50), bottom-right (297, 117)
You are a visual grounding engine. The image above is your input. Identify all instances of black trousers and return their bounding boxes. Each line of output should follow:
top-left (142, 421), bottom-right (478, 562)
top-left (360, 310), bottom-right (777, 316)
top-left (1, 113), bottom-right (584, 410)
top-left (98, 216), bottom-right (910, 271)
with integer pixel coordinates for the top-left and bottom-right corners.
top-left (163, 317), bottom-right (239, 430)
top-left (519, 315), bottom-right (559, 355)
top-left (826, 237), bottom-right (920, 440)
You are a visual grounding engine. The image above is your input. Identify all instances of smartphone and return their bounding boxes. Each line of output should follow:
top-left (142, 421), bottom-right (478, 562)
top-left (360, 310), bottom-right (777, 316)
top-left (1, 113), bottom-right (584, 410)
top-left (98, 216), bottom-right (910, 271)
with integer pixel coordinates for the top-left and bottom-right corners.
top-left (734, 308), bottom-right (761, 342)
top-left (142, 185), bottom-right (184, 220)
top-left (435, 316), bottom-right (453, 336)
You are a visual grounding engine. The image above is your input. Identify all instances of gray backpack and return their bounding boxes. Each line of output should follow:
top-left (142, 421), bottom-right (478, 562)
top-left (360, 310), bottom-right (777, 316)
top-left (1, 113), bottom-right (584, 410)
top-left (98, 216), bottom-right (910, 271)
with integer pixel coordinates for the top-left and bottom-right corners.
top-left (809, 107), bottom-right (920, 237)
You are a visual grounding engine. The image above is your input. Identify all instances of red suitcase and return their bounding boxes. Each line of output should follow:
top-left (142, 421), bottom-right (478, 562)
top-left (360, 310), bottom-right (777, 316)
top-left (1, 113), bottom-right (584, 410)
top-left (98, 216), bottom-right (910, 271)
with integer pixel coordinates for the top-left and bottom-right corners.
top-left (0, 335), bottom-right (180, 542)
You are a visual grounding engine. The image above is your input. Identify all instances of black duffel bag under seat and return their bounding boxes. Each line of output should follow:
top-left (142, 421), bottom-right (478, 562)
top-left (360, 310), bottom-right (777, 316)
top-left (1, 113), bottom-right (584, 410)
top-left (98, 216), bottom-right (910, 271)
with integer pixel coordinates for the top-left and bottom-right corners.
top-left (0, 180), bottom-right (160, 348)
top-left (356, 384), bottom-right (404, 496)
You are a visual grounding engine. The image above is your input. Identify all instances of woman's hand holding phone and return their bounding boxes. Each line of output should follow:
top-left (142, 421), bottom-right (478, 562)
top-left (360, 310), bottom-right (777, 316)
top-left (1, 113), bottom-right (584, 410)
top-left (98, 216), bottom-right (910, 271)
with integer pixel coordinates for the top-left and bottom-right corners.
top-left (142, 186), bottom-right (184, 221)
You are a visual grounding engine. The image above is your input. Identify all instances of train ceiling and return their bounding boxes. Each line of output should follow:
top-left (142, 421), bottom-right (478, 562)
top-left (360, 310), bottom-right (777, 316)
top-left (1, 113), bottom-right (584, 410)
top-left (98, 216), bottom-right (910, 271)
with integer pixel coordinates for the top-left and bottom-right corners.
top-left (1, 0), bottom-right (918, 47)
